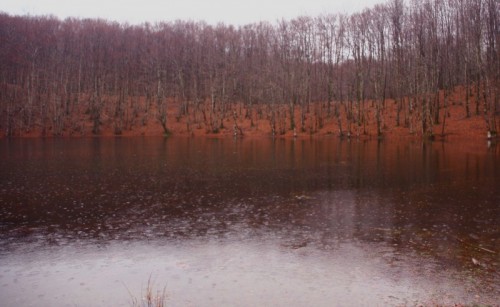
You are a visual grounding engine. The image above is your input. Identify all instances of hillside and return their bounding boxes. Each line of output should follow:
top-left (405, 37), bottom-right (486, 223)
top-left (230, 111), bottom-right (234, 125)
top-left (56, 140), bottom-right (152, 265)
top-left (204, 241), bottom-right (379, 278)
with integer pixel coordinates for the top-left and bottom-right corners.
top-left (1, 86), bottom-right (492, 140)
top-left (1, 0), bottom-right (499, 139)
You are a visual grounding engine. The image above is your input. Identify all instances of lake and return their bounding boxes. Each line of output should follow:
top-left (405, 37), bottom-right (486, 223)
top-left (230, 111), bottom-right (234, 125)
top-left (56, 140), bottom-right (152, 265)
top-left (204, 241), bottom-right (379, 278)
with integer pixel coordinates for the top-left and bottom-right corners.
top-left (0, 137), bottom-right (498, 306)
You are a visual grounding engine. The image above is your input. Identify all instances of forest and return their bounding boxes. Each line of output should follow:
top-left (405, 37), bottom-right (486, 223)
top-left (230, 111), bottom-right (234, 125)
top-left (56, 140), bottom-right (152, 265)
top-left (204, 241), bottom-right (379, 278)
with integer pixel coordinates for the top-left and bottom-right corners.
top-left (0, 0), bottom-right (498, 138)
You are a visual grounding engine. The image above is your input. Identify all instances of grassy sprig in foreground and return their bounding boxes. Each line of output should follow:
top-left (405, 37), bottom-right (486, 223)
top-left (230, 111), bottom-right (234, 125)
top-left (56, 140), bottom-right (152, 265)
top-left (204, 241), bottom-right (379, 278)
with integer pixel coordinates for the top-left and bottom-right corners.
top-left (127, 277), bottom-right (167, 307)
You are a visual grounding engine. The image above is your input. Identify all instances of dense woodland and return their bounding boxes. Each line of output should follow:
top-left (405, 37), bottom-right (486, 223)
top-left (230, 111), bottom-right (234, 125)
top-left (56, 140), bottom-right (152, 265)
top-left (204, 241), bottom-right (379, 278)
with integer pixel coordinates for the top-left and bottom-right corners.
top-left (0, 0), bottom-right (499, 137)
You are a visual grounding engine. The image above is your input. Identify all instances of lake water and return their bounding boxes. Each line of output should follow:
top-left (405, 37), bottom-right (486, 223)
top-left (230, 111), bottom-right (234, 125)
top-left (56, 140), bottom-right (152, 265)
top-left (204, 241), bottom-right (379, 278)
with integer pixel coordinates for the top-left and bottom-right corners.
top-left (0, 137), bottom-right (498, 306)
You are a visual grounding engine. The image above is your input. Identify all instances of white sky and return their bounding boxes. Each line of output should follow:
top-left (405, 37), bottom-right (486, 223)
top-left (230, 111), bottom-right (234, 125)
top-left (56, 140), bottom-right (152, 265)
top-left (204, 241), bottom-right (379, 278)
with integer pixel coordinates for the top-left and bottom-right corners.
top-left (0, 0), bottom-right (385, 25)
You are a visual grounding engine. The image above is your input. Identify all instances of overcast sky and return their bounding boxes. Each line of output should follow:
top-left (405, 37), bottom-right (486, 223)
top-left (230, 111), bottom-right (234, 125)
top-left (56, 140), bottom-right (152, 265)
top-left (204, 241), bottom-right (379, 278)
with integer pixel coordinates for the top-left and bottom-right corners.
top-left (1, 0), bottom-right (385, 25)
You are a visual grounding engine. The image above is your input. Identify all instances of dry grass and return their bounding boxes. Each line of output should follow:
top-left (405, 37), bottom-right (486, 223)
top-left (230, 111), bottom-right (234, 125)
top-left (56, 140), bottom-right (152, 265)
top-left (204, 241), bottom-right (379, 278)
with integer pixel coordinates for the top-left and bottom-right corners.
top-left (127, 276), bottom-right (167, 307)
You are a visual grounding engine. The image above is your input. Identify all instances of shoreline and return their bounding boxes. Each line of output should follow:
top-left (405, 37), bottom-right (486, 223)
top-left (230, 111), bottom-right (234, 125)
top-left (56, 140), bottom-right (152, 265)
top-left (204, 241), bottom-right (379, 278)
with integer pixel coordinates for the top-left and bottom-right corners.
top-left (1, 94), bottom-right (495, 141)
top-left (0, 128), bottom-right (494, 141)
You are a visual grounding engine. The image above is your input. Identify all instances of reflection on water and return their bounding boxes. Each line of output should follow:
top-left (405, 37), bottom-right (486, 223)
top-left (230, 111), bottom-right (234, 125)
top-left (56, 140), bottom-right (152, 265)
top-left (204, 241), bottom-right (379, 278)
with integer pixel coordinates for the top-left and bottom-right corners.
top-left (0, 137), bottom-right (499, 306)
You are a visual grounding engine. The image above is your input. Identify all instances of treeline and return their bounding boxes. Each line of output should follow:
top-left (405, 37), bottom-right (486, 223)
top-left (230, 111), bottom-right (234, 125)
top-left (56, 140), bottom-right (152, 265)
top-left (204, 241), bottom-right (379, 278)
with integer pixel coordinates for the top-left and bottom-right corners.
top-left (0, 0), bottom-right (499, 137)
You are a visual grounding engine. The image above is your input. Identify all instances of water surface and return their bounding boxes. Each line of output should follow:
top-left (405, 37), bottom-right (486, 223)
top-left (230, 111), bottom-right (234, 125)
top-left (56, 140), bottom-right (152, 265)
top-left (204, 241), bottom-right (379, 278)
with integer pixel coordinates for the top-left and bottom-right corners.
top-left (0, 137), bottom-right (499, 306)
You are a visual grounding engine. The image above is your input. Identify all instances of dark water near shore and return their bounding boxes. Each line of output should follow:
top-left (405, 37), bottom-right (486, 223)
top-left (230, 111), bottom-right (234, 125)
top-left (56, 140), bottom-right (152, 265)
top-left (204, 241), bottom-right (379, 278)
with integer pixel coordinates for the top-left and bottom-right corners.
top-left (0, 137), bottom-right (499, 306)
